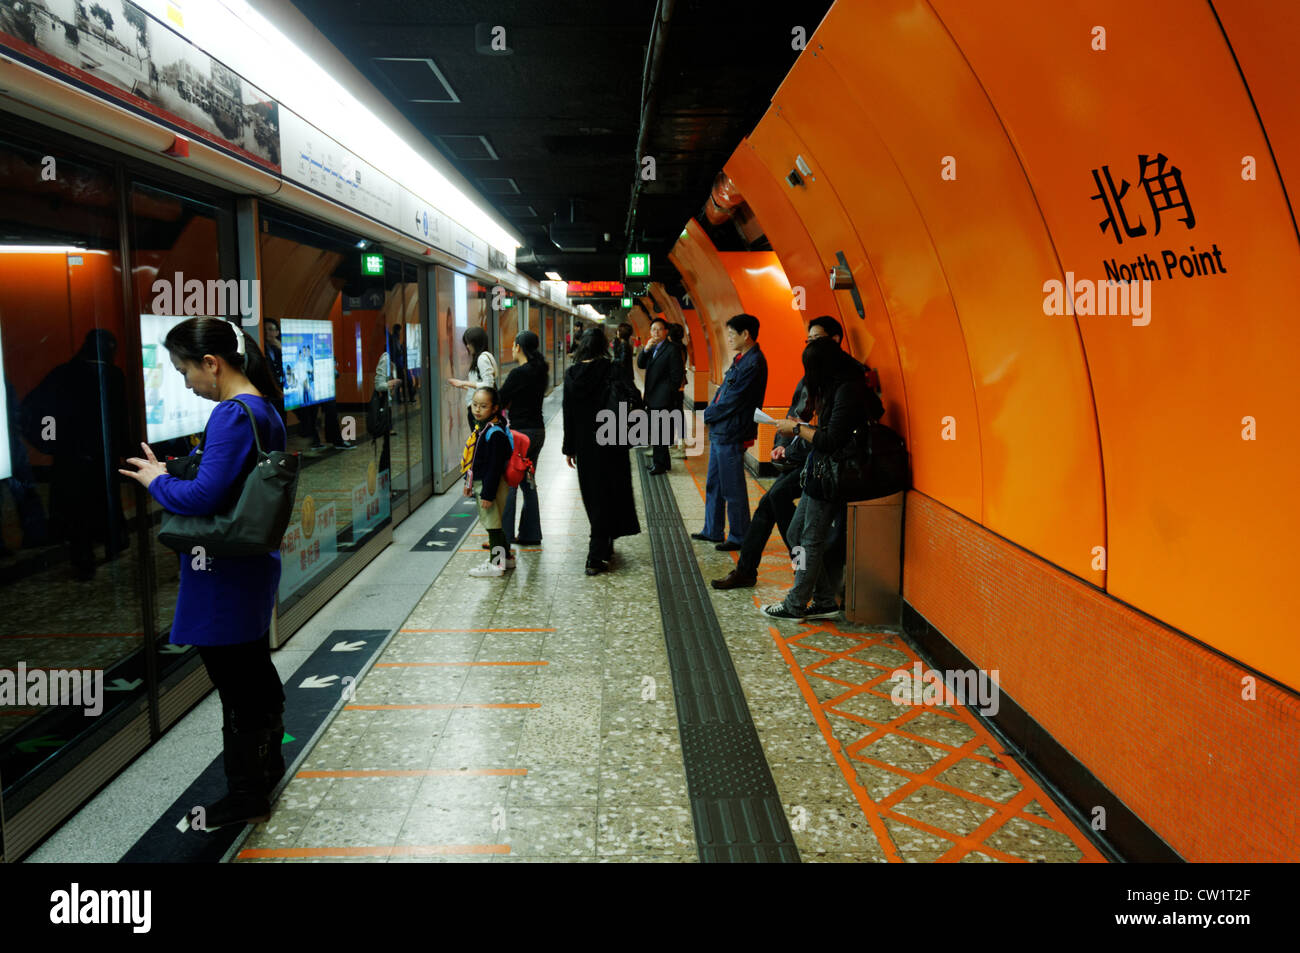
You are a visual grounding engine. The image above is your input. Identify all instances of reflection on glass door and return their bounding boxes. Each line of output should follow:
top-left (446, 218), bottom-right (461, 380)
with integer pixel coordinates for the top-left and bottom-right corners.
top-left (259, 210), bottom-right (391, 613)
top-left (0, 135), bottom-right (146, 813)
top-left (131, 182), bottom-right (236, 684)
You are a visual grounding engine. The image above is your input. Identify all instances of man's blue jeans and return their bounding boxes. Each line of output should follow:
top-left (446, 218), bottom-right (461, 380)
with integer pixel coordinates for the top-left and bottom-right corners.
top-left (701, 440), bottom-right (750, 544)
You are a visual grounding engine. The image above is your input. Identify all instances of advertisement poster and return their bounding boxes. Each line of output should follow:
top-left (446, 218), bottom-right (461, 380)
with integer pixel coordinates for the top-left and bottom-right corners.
top-left (406, 321), bottom-right (421, 370)
top-left (0, 324), bottom-right (11, 481)
top-left (0, 0), bottom-right (281, 169)
top-left (140, 313), bottom-right (211, 442)
top-left (350, 462), bottom-right (390, 539)
top-left (280, 319), bottom-right (335, 411)
top-left (278, 496), bottom-right (336, 598)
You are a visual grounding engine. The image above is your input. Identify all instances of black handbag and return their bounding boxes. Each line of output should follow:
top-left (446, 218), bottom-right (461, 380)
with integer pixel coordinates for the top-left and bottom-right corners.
top-left (366, 387), bottom-right (392, 435)
top-left (604, 367), bottom-right (645, 416)
top-left (158, 398), bottom-right (300, 557)
top-left (801, 422), bottom-right (908, 502)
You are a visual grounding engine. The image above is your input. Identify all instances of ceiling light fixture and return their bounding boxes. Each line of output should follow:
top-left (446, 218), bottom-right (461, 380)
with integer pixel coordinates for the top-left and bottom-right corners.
top-left (545, 271), bottom-right (563, 281)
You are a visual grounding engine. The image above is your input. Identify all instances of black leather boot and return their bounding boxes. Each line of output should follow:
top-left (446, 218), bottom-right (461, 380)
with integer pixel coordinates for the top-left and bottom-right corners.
top-left (261, 707), bottom-right (286, 796)
top-left (201, 715), bottom-right (273, 831)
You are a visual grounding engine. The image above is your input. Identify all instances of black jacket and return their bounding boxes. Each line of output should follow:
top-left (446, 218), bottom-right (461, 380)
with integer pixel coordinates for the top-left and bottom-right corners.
top-left (471, 418), bottom-right (512, 501)
top-left (808, 360), bottom-right (883, 458)
top-left (637, 340), bottom-right (684, 408)
top-left (611, 339), bottom-right (635, 384)
top-left (498, 359), bottom-right (548, 431)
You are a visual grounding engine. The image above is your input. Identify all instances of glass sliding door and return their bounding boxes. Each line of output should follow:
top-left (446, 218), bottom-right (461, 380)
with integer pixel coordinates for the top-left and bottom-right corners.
top-left (259, 208), bottom-right (391, 616)
top-left (0, 134), bottom-right (146, 821)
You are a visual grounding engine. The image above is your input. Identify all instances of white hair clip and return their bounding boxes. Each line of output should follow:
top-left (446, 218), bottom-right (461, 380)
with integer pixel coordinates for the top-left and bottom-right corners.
top-left (232, 321), bottom-right (245, 357)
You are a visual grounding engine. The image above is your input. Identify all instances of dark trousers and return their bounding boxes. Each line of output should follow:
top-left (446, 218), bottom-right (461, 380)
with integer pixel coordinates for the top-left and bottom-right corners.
top-left (736, 467), bottom-right (803, 575)
top-left (701, 441), bottom-right (750, 544)
top-left (502, 428), bottom-right (544, 544)
top-left (198, 636), bottom-right (285, 728)
top-left (650, 405), bottom-right (676, 471)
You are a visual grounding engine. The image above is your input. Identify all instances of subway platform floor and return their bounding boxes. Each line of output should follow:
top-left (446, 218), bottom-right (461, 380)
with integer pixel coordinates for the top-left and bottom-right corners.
top-left (27, 398), bottom-right (1105, 863)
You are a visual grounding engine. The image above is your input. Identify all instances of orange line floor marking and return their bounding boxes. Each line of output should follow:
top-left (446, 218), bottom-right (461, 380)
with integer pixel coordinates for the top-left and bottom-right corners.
top-left (682, 437), bottom-right (1105, 863)
top-left (239, 845), bottom-right (509, 859)
top-left (296, 769), bottom-right (527, 778)
top-left (0, 632), bottom-right (142, 640)
top-left (343, 703), bottom-right (540, 710)
top-left (398, 628), bottom-right (556, 633)
top-left (374, 661), bottom-right (548, 667)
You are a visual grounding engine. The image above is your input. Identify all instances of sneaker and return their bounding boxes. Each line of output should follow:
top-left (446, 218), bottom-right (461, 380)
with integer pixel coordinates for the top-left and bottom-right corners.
top-left (761, 603), bottom-right (806, 620)
top-left (468, 559), bottom-right (505, 578)
top-left (804, 601), bottom-right (841, 620)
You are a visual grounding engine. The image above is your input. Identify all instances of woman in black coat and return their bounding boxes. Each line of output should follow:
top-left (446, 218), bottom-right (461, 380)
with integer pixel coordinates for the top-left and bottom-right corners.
top-left (498, 330), bottom-right (549, 546)
top-left (763, 337), bottom-right (882, 620)
top-left (610, 322), bottom-right (635, 384)
top-left (562, 327), bottom-right (640, 574)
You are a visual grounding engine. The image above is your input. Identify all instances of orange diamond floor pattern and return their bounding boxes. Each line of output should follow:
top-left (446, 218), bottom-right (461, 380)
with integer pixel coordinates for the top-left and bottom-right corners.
top-left (679, 445), bottom-right (1106, 863)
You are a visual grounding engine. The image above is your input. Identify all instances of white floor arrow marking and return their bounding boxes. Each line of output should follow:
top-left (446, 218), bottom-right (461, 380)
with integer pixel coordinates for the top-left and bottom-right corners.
top-left (299, 674), bottom-right (339, 688)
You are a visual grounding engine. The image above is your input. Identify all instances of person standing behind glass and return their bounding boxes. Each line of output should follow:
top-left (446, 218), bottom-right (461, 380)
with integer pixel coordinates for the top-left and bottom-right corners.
top-left (373, 328), bottom-right (401, 474)
top-left (118, 317), bottom-right (288, 830)
top-left (448, 326), bottom-right (497, 431)
top-left (562, 327), bottom-right (640, 574)
top-left (497, 331), bottom-right (548, 547)
top-left (611, 322), bottom-right (635, 385)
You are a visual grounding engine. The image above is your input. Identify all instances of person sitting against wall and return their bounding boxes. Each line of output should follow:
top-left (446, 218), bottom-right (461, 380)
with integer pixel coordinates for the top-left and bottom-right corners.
top-left (118, 317), bottom-right (288, 830)
top-left (761, 335), bottom-right (882, 620)
top-left (713, 315), bottom-right (844, 589)
top-left (448, 326), bottom-right (498, 431)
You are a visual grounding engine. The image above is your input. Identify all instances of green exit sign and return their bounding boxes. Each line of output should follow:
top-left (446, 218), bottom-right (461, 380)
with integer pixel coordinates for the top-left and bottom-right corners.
top-left (502, 297), bottom-right (514, 308)
top-left (625, 253), bottom-right (650, 277)
top-left (361, 252), bottom-right (384, 276)
top-left (621, 297), bottom-right (633, 308)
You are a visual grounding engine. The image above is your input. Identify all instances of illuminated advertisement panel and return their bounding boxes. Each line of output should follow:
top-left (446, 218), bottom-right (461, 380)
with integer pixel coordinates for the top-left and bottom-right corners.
top-left (141, 313), bottom-right (213, 443)
top-left (280, 319), bottom-right (335, 411)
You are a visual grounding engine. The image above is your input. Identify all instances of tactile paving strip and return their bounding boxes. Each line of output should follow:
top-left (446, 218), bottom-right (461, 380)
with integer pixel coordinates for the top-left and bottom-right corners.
top-left (640, 465), bottom-right (800, 863)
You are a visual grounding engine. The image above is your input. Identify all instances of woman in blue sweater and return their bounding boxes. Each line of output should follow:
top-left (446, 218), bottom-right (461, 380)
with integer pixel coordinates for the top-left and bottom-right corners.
top-left (119, 317), bottom-right (288, 830)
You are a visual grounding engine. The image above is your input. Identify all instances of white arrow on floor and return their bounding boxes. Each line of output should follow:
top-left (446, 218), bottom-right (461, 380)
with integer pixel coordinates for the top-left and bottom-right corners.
top-left (160, 644), bottom-right (188, 654)
top-left (331, 641), bottom-right (366, 652)
top-left (299, 675), bottom-right (339, 688)
top-left (438, 527), bottom-right (457, 534)
top-left (105, 678), bottom-right (142, 691)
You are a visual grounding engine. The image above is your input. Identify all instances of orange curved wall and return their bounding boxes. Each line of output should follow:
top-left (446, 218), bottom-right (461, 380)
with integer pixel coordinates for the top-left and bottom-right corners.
top-left (667, 0), bottom-right (1300, 859)
top-left (680, 307), bottom-right (710, 403)
top-left (668, 221), bottom-right (804, 404)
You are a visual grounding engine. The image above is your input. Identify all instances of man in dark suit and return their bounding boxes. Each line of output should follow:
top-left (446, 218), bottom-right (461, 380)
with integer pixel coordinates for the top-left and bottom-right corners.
top-left (637, 317), bottom-right (685, 474)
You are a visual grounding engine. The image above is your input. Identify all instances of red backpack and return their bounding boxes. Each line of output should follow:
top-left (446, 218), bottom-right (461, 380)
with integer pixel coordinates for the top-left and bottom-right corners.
top-left (485, 424), bottom-right (534, 487)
